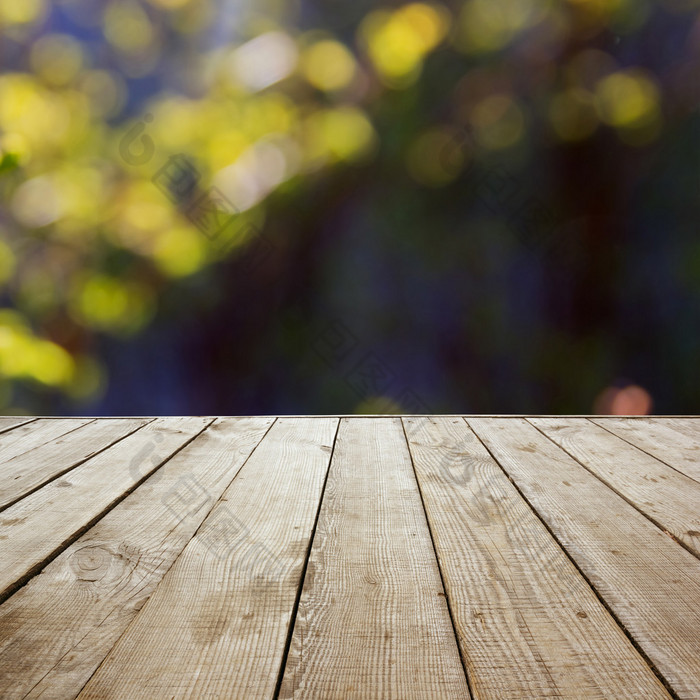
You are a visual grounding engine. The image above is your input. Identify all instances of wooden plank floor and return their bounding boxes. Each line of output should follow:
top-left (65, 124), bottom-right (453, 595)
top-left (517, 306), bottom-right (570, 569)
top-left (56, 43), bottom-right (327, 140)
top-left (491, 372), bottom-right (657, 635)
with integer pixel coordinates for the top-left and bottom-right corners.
top-left (0, 417), bottom-right (698, 699)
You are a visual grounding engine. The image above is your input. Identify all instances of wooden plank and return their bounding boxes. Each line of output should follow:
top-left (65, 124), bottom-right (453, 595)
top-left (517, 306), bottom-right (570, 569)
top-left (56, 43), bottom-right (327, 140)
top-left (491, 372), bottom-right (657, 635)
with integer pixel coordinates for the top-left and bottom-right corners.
top-left (0, 417), bottom-right (274, 700)
top-left (0, 417), bottom-right (36, 435)
top-left (77, 417), bottom-right (338, 700)
top-left (469, 417), bottom-right (700, 699)
top-left (279, 417), bottom-right (470, 699)
top-left (0, 418), bottom-right (93, 466)
top-left (0, 417), bottom-right (210, 603)
top-left (653, 417), bottom-right (700, 439)
top-left (531, 418), bottom-right (700, 557)
top-left (591, 418), bottom-right (700, 483)
top-left (403, 416), bottom-right (671, 700)
top-left (0, 418), bottom-right (153, 511)
top-left (651, 418), bottom-right (700, 457)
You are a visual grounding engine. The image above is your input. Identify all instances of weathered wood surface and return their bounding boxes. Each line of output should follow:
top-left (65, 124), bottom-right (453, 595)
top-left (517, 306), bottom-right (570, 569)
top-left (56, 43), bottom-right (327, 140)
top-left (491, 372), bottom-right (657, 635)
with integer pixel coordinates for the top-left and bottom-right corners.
top-left (0, 417), bottom-right (274, 700)
top-left (280, 418), bottom-right (469, 699)
top-left (78, 417), bottom-right (338, 700)
top-left (0, 418), bottom-right (93, 475)
top-left (0, 418), bottom-right (151, 511)
top-left (531, 417), bottom-right (700, 557)
top-left (0, 416), bottom-right (698, 699)
top-left (404, 416), bottom-right (670, 699)
top-left (0, 417), bottom-right (209, 602)
top-left (591, 417), bottom-right (700, 483)
top-left (469, 417), bottom-right (700, 699)
top-left (0, 417), bottom-right (35, 434)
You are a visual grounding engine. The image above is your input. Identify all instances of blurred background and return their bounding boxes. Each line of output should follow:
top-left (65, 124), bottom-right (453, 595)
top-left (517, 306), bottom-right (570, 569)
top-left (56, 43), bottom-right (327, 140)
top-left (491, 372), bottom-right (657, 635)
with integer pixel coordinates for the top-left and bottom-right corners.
top-left (0, 0), bottom-right (698, 415)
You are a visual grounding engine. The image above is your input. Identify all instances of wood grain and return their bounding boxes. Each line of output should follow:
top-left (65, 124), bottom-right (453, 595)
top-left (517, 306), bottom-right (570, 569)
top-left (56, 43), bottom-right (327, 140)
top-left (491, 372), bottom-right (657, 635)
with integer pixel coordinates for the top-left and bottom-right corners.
top-left (0, 418), bottom-right (93, 469)
top-left (404, 416), bottom-right (671, 700)
top-left (0, 416), bottom-right (698, 699)
top-left (0, 418), bottom-right (152, 511)
top-left (469, 417), bottom-right (700, 699)
top-left (0, 417), bottom-right (210, 603)
top-left (0, 417), bottom-right (35, 435)
top-left (0, 417), bottom-right (273, 700)
top-left (279, 417), bottom-right (470, 699)
top-left (591, 417), bottom-right (700, 483)
top-left (652, 417), bottom-right (700, 440)
top-left (77, 417), bottom-right (338, 700)
top-left (531, 417), bottom-right (700, 557)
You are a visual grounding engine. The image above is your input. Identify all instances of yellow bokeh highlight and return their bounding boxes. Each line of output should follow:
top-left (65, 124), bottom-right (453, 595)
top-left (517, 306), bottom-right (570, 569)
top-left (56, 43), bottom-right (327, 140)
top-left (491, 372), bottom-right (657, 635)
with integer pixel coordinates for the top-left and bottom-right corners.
top-left (354, 396), bottom-right (404, 414)
top-left (111, 180), bottom-right (174, 253)
top-left (1, 132), bottom-right (30, 165)
top-left (79, 70), bottom-right (126, 118)
top-left (567, 0), bottom-right (622, 7)
top-left (30, 34), bottom-right (84, 86)
top-left (69, 275), bottom-right (155, 335)
top-left (458, 0), bottom-right (548, 54)
top-left (305, 107), bottom-right (377, 163)
top-left (241, 94), bottom-right (296, 140)
top-left (565, 0), bottom-right (645, 31)
top-left (32, 341), bottom-right (75, 386)
top-left (0, 312), bottom-right (75, 388)
top-left (549, 88), bottom-right (598, 141)
top-left (0, 75), bottom-right (47, 133)
top-left (103, 0), bottom-right (154, 53)
top-left (0, 75), bottom-right (74, 151)
top-left (360, 3), bottom-right (449, 87)
top-left (0, 0), bottom-right (45, 25)
top-left (152, 226), bottom-right (208, 277)
top-left (52, 165), bottom-right (108, 239)
top-left (206, 129), bottom-right (249, 171)
top-left (146, 0), bottom-right (190, 8)
top-left (149, 97), bottom-right (198, 151)
top-left (167, 0), bottom-right (213, 33)
top-left (0, 240), bottom-right (16, 285)
top-left (58, 91), bottom-right (92, 146)
top-left (595, 70), bottom-right (660, 128)
top-left (123, 200), bottom-right (172, 234)
top-left (470, 94), bottom-right (525, 150)
top-left (302, 40), bottom-right (357, 92)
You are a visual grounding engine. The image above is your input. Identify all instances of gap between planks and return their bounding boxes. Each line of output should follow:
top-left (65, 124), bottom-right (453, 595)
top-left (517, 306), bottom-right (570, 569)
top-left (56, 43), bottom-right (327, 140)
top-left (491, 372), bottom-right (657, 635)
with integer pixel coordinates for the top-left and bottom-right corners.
top-left (76, 417), bottom-right (340, 700)
top-left (0, 418), bottom-right (158, 513)
top-left (0, 418), bottom-right (213, 605)
top-left (0, 417), bottom-right (37, 435)
top-left (469, 417), bottom-right (700, 699)
top-left (589, 417), bottom-right (700, 484)
top-left (527, 418), bottom-right (700, 561)
top-left (403, 416), bottom-right (672, 700)
top-left (0, 417), bottom-right (277, 700)
top-left (2, 417), bottom-right (698, 699)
